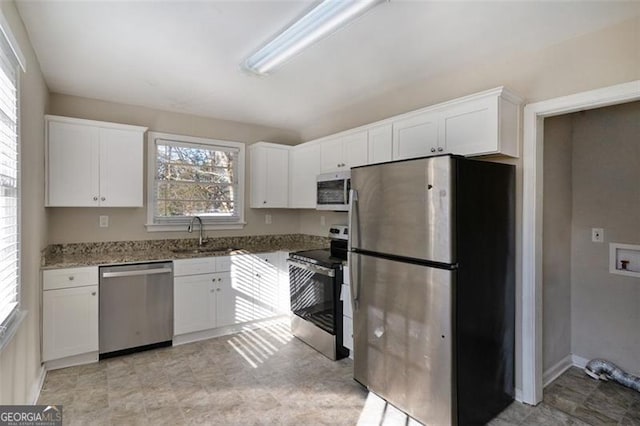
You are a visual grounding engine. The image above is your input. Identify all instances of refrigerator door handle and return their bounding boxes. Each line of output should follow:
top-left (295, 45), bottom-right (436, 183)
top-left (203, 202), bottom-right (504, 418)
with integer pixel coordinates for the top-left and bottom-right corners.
top-left (348, 188), bottom-right (360, 309)
top-left (349, 252), bottom-right (359, 310)
top-left (348, 189), bottom-right (358, 252)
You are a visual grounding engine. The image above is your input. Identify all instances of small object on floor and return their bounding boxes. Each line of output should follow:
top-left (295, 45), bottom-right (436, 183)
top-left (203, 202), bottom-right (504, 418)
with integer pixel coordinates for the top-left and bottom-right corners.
top-left (584, 358), bottom-right (640, 392)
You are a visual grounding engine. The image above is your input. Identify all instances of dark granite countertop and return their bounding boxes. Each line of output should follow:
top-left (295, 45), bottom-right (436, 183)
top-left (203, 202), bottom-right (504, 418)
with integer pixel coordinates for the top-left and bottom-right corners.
top-left (42, 234), bottom-right (330, 269)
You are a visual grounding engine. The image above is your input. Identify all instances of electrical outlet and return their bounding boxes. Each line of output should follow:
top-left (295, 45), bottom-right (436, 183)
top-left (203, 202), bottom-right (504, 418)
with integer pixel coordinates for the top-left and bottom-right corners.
top-left (592, 228), bottom-right (604, 243)
top-left (265, 214), bottom-right (272, 225)
top-left (320, 216), bottom-right (326, 226)
top-left (99, 215), bottom-right (109, 228)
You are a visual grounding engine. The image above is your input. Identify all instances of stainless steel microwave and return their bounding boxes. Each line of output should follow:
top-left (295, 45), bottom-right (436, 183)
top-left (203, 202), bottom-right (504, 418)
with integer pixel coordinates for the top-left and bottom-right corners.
top-left (316, 170), bottom-right (350, 211)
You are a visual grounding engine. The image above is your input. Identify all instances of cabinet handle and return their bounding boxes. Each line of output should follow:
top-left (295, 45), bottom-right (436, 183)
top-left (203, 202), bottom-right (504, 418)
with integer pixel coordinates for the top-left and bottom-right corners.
top-left (91, 292), bottom-right (96, 296)
top-left (437, 147), bottom-right (444, 152)
top-left (263, 201), bottom-right (266, 204)
top-left (101, 197), bottom-right (106, 201)
top-left (218, 278), bottom-right (221, 282)
top-left (216, 288), bottom-right (221, 292)
top-left (430, 147), bottom-right (436, 153)
top-left (93, 196), bottom-right (98, 201)
top-left (68, 276), bottom-right (74, 281)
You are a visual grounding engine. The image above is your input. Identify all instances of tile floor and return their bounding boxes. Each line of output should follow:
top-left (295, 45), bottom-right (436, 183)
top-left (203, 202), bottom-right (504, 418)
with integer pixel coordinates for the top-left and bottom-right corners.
top-left (38, 320), bottom-right (640, 425)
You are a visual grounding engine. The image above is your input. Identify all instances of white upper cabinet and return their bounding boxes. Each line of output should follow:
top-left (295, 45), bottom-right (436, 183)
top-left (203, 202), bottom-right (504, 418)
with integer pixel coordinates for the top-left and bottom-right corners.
top-left (282, 87), bottom-right (521, 209)
top-left (249, 142), bottom-right (290, 208)
top-left (289, 143), bottom-right (321, 209)
top-left (46, 115), bottom-right (147, 207)
top-left (368, 124), bottom-right (393, 164)
top-left (440, 93), bottom-right (520, 157)
top-left (319, 130), bottom-right (368, 173)
top-left (392, 111), bottom-right (440, 160)
top-left (392, 87), bottom-right (521, 159)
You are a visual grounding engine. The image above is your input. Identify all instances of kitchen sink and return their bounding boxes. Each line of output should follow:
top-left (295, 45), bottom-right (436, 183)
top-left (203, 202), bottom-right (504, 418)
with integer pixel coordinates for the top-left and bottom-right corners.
top-left (171, 247), bottom-right (239, 255)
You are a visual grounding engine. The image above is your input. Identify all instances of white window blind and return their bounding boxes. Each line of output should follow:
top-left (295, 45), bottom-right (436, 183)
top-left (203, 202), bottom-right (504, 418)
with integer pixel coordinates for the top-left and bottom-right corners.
top-left (152, 138), bottom-right (242, 224)
top-left (0, 28), bottom-right (20, 339)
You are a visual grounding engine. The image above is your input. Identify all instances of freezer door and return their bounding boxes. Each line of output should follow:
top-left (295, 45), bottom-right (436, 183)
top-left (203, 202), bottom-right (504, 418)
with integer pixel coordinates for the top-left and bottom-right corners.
top-left (352, 252), bottom-right (454, 425)
top-left (350, 156), bottom-right (454, 264)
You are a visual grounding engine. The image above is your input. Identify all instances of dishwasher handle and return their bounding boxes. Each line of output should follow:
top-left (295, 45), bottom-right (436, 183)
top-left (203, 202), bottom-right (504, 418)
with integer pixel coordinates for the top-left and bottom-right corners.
top-left (101, 267), bottom-right (172, 279)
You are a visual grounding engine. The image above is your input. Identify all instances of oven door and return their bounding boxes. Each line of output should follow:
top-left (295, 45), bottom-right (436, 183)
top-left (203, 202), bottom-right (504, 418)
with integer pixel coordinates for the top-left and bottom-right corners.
top-left (288, 259), bottom-right (337, 334)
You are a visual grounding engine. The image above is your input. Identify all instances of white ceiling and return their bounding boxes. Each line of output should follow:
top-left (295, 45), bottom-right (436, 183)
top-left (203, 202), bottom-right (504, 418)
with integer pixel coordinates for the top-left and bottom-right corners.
top-left (15, 1), bottom-right (640, 136)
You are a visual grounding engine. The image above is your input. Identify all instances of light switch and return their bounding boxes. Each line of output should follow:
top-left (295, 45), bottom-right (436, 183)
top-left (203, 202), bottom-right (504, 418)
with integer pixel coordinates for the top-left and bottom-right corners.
top-left (321, 216), bottom-right (326, 226)
top-left (592, 228), bottom-right (604, 243)
top-left (265, 214), bottom-right (272, 225)
top-left (100, 215), bottom-right (109, 228)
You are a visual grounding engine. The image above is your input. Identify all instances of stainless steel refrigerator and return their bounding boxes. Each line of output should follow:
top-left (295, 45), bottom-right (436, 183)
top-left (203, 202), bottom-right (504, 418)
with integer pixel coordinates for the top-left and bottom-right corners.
top-left (348, 154), bottom-right (515, 425)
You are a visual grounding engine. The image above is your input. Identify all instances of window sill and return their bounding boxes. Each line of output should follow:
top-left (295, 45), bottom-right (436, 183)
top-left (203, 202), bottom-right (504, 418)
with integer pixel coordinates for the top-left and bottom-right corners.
top-left (145, 222), bottom-right (247, 232)
top-left (0, 309), bottom-right (27, 353)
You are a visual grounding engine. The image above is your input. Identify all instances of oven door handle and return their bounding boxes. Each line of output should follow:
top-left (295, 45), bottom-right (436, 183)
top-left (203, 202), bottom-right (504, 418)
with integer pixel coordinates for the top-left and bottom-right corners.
top-left (287, 259), bottom-right (336, 277)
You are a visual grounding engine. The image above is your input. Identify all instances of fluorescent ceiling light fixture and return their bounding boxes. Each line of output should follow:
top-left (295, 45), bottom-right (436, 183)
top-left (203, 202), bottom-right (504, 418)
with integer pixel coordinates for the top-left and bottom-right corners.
top-left (243, 0), bottom-right (386, 75)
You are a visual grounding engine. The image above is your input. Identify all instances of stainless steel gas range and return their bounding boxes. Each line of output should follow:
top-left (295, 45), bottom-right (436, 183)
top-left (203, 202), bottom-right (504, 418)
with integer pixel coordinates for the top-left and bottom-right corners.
top-left (287, 226), bottom-right (349, 360)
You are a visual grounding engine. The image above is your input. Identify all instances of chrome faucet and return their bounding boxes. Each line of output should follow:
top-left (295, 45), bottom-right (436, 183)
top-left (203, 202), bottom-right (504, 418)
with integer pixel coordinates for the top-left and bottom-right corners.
top-left (187, 216), bottom-right (206, 246)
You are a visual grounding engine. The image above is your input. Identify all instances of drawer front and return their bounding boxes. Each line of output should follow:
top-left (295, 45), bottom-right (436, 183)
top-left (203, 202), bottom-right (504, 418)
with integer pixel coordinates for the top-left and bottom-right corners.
top-left (173, 257), bottom-right (216, 277)
top-left (43, 266), bottom-right (99, 290)
top-left (215, 256), bottom-right (231, 272)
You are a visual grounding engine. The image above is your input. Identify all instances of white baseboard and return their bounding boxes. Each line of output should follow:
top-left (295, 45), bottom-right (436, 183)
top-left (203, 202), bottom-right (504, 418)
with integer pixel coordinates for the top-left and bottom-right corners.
top-left (44, 351), bottom-right (98, 371)
top-left (543, 354), bottom-right (573, 387)
top-left (515, 388), bottom-right (523, 402)
top-left (571, 354), bottom-right (590, 369)
top-left (29, 365), bottom-right (46, 405)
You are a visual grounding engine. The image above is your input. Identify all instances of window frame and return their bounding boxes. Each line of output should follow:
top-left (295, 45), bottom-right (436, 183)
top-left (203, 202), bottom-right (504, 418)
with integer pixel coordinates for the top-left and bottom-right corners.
top-left (0, 9), bottom-right (26, 352)
top-left (145, 131), bottom-right (246, 232)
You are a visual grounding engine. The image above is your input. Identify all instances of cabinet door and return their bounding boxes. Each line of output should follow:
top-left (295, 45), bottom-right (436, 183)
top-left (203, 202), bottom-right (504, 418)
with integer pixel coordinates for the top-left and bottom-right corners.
top-left (174, 274), bottom-right (216, 335)
top-left (230, 254), bottom-right (256, 321)
top-left (440, 97), bottom-right (498, 156)
top-left (393, 111), bottom-right (440, 160)
top-left (215, 272), bottom-right (246, 327)
top-left (343, 131), bottom-right (368, 168)
top-left (254, 253), bottom-right (279, 319)
top-left (250, 146), bottom-right (268, 208)
top-left (99, 128), bottom-right (144, 207)
top-left (320, 137), bottom-right (344, 172)
top-left (276, 251), bottom-right (291, 314)
top-left (42, 285), bottom-right (99, 361)
top-left (252, 146), bottom-right (290, 208)
top-left (368, 124), bottom-right (393, 164)
top-left (289, 144), bottom-right (320, 208)
top-left (47, 121), bottom-right (100, 207)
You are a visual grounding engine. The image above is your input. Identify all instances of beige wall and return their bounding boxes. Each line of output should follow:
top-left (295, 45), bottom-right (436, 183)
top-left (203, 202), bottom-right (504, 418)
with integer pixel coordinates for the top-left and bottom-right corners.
top-left (542, 116), bottom-right (573, 373)
top-left (570, 102), bottom-right (640, 374)
top-left (0, 1), bottom-right (49, 404)
top-left (47, 94), bottom-right (305, 243)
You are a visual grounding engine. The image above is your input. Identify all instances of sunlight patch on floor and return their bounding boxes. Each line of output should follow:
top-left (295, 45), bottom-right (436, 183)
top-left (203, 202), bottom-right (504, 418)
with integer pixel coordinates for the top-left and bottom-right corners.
top-left (227, 318), bottom-right (294, 368)
top-left (357, 392), bottom-right (423, 426)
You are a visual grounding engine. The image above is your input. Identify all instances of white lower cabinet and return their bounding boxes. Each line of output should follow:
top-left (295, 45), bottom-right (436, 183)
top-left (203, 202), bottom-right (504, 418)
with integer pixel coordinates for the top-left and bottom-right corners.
top-left (174, 273), bottom-right (217, 335)
top-left (175, 253), bottom-right (288, 337)
top-left (173, 271), bottom-right (239, 335)
top-left (42, 267), bottom-right (99, 362)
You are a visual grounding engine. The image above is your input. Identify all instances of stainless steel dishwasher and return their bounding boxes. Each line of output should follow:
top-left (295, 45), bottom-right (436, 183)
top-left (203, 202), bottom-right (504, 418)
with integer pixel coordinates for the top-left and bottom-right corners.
top-left (99, 262), bottom-right (173, 358)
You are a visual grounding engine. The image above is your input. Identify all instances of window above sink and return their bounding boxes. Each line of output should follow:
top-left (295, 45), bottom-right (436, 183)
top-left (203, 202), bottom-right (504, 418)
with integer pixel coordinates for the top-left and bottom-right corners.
top-left (145, 131), bottom-right (246, 232)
